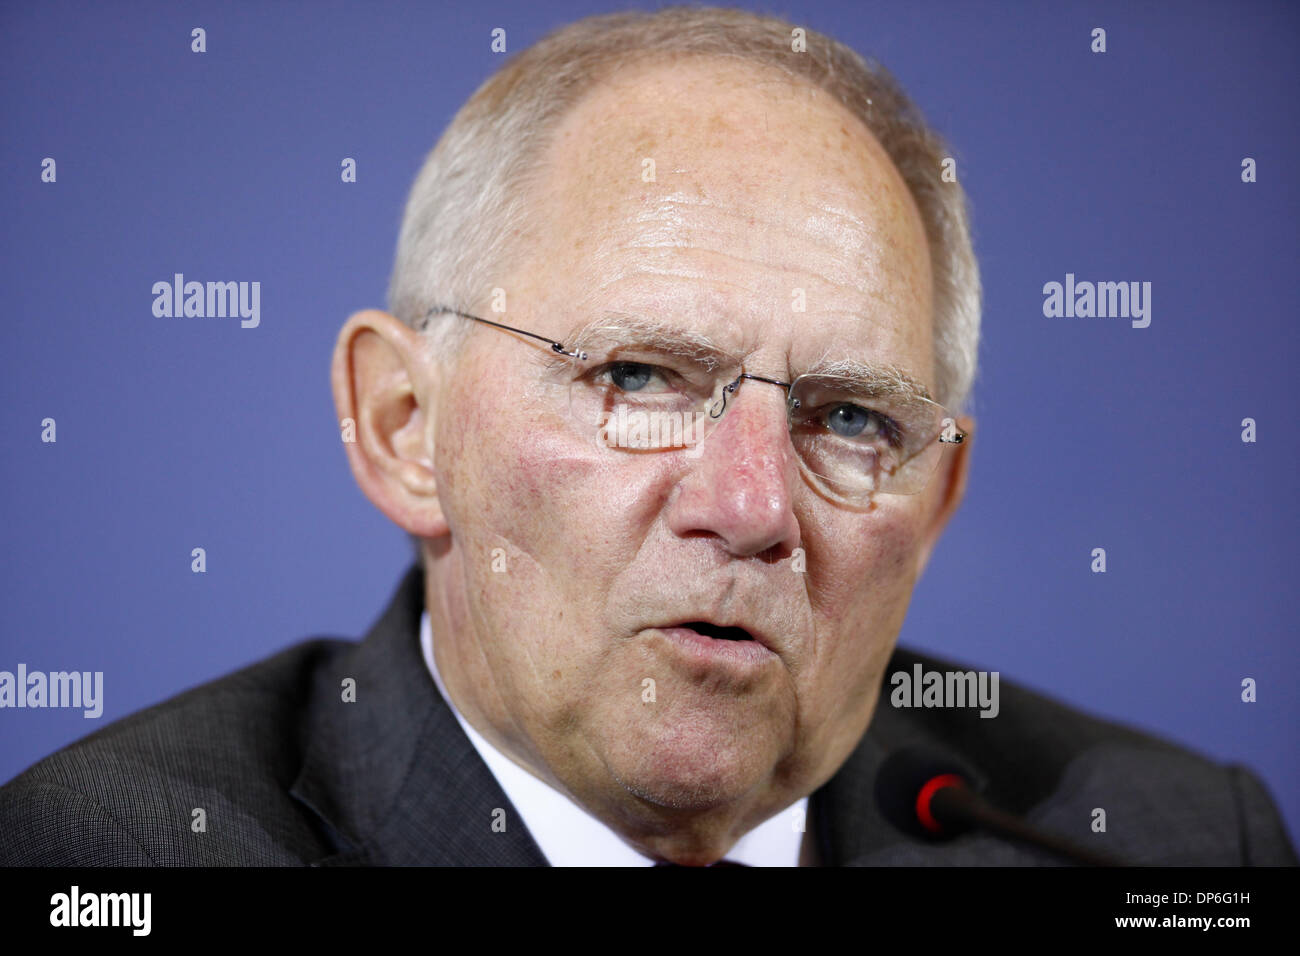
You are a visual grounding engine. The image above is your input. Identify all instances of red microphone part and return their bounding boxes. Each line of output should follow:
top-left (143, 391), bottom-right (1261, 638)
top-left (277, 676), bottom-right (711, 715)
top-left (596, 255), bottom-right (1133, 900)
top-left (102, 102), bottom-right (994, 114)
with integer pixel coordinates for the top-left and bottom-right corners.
top-left (915, 773), bottom-right (968, 833)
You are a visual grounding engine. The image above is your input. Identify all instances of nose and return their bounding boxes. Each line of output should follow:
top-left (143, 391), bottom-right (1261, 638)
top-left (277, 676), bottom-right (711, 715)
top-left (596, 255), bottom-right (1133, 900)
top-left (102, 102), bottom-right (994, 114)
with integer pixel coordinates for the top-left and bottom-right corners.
top-left (665, 380), bottom-right (803, 560)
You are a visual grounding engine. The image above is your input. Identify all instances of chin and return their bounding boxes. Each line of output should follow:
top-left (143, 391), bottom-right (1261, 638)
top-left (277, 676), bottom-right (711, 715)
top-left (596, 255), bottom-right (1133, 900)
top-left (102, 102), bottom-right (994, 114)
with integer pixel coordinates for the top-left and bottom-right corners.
top-left (609, 728), bottom-right (774, 812)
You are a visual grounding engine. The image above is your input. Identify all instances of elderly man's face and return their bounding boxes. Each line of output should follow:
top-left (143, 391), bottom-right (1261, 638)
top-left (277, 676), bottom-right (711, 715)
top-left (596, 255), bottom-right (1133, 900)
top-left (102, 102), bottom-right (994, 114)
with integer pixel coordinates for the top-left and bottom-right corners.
top-left (398, 59), bottom-right (965, 863)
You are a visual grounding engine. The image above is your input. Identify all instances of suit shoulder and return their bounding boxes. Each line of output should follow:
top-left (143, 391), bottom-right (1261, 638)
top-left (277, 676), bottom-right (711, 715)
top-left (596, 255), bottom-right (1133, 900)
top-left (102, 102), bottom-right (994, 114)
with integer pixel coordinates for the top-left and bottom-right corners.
top-left (0, 780), bottom-right (156, 865)
top-left (0, 636), bottom-right (354, 866)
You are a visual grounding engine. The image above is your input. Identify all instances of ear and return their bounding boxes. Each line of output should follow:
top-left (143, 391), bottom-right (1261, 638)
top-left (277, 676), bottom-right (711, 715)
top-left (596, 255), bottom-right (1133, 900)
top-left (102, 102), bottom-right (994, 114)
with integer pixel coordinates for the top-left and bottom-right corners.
top-left (913, 413), bottom-right (973, 577)
top-left (330, 309), bottom-right (449, 540)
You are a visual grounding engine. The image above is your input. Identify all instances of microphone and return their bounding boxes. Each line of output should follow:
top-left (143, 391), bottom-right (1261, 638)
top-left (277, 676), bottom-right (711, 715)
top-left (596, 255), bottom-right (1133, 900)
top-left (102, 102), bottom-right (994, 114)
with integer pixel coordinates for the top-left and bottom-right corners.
top-left (873, 747), bottom-right (1128, 866)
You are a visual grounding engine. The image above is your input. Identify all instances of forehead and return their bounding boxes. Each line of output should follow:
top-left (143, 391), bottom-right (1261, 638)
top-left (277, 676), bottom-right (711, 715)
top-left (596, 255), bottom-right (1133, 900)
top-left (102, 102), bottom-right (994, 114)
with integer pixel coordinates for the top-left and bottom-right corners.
top-left (516, 56), bottom-right (934, 387)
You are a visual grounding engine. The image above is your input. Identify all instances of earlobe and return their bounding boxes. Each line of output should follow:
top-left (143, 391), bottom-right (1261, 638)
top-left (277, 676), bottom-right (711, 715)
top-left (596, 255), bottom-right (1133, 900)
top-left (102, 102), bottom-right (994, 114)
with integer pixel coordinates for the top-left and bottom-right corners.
top-left (330, 309), bottom-right (450, 540)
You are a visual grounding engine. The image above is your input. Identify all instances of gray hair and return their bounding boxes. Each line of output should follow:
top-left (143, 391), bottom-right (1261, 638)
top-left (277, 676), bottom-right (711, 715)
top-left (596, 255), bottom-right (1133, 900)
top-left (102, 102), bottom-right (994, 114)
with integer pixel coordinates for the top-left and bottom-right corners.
top-left (388, 5), bottom-right (980, 417)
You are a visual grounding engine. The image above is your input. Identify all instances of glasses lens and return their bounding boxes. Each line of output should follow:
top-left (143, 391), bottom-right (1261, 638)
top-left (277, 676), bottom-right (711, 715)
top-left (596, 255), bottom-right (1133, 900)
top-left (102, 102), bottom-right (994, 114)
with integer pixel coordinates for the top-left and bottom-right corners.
top-left (564, 354), bottom-right (957, 501)
top-left (568, 346), bottom-right (724, 453)
top-left (787, 375), bottom-right (949, 499)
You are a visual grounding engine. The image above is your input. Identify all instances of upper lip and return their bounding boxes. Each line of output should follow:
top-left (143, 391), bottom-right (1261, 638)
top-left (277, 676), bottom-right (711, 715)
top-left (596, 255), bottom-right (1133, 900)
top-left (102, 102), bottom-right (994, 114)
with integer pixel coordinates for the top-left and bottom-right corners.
top-left (659, 619), bottom-right (778, 654)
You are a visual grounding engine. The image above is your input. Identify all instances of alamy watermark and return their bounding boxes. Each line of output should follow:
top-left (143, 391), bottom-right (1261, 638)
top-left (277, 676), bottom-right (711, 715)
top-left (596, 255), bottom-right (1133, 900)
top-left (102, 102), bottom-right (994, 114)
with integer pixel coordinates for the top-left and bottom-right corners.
top-left (596, 405), bottom-right (710, 457)
top-left (889, 664), bottom-right (1000, 718)
top-left (50, 886), bottom-right (150, 936)
top-left (0, 664), bottom-right (103, 718)
top-left (1042, 273), bottom-right (1151, 328)
top-left (152, 273), bottom-right (260, 328)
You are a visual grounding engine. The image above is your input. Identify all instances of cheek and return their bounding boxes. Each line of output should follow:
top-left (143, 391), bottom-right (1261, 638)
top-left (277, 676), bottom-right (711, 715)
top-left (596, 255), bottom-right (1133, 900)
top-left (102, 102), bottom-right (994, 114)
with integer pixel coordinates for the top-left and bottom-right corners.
top-left (802, 498), bottom-right (926, 695)
top-left (436, 358), bottom-right (586, 536)
top-left (436, 368), bottom-right (630, 636)
top-left (810, 499), bottom-right (923, 622)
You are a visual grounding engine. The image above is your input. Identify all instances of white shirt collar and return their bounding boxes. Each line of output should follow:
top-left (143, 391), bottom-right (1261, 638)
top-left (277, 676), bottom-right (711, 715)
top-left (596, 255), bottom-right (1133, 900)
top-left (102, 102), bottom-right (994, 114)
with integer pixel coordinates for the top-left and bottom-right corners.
top-left (419, 611), bottom-right (806, 866)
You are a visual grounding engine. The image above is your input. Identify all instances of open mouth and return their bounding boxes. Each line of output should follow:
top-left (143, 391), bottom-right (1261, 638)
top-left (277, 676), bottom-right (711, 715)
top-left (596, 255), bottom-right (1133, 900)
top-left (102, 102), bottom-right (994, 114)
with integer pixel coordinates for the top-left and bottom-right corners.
top-left (655, 621), bottom-right (776, 666)
top-left (679, 621), bottom-right (754, 642)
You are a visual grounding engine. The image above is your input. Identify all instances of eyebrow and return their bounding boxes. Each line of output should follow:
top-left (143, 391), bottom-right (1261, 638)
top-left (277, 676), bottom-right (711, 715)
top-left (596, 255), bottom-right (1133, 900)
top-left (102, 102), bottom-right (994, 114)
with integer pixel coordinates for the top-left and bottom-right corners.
top-left (805, 354), bottom-right (935, 403)
top-left (563, 312), bottom-right (734, 370)
top-left (550, 311), bottom-right (935, 403)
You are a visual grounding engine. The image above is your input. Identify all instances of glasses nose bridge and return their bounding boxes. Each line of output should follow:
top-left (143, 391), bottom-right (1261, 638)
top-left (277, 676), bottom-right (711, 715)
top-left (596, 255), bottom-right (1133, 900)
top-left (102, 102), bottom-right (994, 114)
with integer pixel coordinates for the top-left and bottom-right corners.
top-left (700, 370), bottom-right (801, 470)
top-left (711, 370), bottom-right (793, 421)
top-left (691, 370), bottom-right (803, 507)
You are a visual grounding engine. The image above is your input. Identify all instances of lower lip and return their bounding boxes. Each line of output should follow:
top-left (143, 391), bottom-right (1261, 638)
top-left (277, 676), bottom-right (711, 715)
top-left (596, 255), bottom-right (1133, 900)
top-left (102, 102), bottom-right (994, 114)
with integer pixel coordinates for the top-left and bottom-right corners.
top-left (654, 627), bottom-right (778, 667)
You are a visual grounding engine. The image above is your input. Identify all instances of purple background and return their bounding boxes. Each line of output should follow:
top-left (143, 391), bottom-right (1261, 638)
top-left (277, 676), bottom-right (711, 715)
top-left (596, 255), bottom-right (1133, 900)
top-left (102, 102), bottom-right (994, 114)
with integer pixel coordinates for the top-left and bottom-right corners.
top-left (2, 0), bottom-right (1296, 845)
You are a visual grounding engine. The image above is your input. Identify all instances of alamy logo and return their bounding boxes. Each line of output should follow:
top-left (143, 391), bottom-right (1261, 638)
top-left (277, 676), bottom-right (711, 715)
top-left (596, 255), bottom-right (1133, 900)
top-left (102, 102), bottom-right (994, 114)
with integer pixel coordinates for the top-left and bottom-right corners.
top-left (1042, 273), bottom-right (1151, 328)
top-left (152, 273), bottom-right (260, 328)
top-left (50, 886), bottom-right (151, 936)
top-left (0, 664), bottom-right (103, 718)
top-left (596, 405), bottom-right (710, 457)
top-left (889, 664), bottom-right (1000, 718)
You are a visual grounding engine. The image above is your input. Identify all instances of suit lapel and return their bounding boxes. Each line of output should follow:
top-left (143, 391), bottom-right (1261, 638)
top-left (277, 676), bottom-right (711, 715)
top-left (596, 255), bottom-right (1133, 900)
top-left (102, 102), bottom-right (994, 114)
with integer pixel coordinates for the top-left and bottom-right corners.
top-left (290, 565), bottom-right (549, 866)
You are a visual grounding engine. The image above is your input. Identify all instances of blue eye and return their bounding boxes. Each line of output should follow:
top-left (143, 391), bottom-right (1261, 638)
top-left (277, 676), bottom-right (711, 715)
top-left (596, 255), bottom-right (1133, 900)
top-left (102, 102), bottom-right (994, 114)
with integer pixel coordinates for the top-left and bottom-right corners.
top-left (608, 362), bottom-right (655, 392)
top-left (827, 404), bottom-right (870, 436)
top-left (825, 404), bottom-right (901, 446)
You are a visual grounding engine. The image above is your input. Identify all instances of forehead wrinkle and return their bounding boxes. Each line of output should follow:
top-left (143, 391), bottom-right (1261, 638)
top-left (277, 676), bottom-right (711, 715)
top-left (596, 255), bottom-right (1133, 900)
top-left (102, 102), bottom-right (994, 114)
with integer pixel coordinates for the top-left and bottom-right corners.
top-left (586, 260), bottom-right (882, 310)
top-left (628, 197), bottom-right (876, 267)
top-left (618, 243), bottom-right (878, 300)
top-left (643, 192), bottom-right (873, 230)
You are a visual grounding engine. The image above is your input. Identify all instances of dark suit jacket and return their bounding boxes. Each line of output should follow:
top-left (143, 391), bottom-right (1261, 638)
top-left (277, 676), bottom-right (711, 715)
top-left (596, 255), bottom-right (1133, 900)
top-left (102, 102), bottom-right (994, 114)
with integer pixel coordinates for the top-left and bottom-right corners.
top-left (2, 565), bottom-right (1294, 866)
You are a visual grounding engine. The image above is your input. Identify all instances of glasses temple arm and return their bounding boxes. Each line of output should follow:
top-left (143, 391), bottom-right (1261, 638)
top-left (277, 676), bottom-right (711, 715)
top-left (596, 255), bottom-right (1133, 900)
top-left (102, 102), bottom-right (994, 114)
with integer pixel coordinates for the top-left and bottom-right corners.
top-left (421, 306), bottom-right (588, 360)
